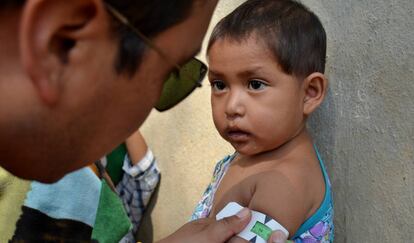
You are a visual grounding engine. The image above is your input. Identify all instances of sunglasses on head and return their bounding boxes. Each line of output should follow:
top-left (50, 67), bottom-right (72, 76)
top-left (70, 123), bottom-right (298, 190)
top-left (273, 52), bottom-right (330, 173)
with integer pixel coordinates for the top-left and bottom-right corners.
top-left (105, 3), bottom-right (208, 111)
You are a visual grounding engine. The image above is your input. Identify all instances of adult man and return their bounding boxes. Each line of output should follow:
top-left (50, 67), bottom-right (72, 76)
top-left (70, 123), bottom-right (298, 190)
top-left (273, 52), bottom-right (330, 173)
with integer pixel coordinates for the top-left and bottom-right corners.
top-left (0, 0), bottom-right (214, 183)
top-left (0, 1), bottom-right (288, 242)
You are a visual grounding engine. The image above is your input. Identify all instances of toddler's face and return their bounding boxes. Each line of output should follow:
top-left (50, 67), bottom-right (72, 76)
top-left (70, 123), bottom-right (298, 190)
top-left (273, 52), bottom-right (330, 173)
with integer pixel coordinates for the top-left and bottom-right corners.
top-left (207, 37), bottom-right (306, 155)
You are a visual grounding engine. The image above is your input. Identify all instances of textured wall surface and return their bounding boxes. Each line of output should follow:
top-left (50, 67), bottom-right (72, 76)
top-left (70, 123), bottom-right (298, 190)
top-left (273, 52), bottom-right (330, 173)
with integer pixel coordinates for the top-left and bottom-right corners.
top-left (140, 0), bottom-right (414, 242)
top-left (306, 0), bottom-right (414, 242)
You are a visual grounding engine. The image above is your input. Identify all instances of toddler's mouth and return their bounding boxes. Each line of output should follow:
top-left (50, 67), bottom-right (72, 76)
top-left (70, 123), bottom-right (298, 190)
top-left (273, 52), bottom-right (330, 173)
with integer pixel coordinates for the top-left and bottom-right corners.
top-left (226, 128), bottom-right (250, 142)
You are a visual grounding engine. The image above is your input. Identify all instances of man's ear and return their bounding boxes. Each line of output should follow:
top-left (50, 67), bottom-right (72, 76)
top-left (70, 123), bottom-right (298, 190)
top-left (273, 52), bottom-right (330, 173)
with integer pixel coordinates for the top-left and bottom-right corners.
top-left (19, 0), bottom-right (105, 105)
top-left (302, 72), bottom-right (328, 115)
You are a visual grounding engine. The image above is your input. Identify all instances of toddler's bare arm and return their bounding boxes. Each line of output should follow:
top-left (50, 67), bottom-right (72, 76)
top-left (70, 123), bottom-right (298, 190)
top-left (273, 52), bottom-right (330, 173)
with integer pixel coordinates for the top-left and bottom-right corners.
top-left (247, 170), bottom-right (308, 237)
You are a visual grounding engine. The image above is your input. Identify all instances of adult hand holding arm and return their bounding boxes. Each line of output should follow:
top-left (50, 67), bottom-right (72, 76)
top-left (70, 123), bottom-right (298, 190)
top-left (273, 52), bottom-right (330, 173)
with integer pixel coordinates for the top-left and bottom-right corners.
top-left (156, 208), bottom-right (290, 243)
top-left (268, 230), bottom-right (290, 243)
top-left (157, 208), bottom-right (251, 243)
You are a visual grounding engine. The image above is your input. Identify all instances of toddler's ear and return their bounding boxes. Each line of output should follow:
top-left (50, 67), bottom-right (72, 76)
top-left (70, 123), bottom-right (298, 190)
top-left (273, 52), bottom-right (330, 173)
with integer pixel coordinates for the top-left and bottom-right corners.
top-left (303, 72), bottom-right (328, 115)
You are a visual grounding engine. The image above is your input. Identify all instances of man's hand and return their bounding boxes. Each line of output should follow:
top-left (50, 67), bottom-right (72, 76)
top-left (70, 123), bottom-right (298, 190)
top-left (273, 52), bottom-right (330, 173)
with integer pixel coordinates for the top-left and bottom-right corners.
top-left (157, 208), bottom-right (251, 243)
top-left (156, 207), bottom-right (291, 243)
top-left (268, 230), bottom-right (290, 243)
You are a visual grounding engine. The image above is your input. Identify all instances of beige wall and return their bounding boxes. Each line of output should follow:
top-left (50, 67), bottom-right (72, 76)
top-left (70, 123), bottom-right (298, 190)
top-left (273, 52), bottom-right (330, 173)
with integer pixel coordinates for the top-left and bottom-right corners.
top-left (139, 1), bottom-right (244, 240)
top-left (140, 0), bottom-right (414, 242)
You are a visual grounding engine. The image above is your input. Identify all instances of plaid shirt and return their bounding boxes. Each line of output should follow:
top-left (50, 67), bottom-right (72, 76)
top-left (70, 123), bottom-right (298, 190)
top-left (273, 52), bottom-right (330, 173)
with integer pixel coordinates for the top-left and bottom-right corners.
top-left (116, 149), bottom-right (160, 243)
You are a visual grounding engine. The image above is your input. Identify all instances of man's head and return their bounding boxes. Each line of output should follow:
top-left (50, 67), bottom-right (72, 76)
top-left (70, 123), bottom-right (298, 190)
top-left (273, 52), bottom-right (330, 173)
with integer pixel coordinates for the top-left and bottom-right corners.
top-left (0, 0), bottom-right (217, 182)
top-left (207, 0), bottom-right (326, 78)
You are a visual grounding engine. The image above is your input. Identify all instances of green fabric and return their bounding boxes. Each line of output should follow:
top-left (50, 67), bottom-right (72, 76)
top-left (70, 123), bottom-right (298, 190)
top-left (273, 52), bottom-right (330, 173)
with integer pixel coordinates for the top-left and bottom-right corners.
top-left (0, 168), bottom-right (31, 243)
top-left (92, 180), bottom-right (132, 243)
top-left (106, 143), bottom-right (128, 185)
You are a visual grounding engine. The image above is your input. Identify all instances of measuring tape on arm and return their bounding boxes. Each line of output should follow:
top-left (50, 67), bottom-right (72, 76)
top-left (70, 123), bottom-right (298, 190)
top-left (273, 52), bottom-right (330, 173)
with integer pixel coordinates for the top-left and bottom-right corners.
top-left (216, 202), bottom-right (291, 243)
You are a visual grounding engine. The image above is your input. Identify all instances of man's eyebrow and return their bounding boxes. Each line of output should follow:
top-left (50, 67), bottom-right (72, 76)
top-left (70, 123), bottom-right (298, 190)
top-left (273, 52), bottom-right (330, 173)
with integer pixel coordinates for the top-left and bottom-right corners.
top-left (179, 48), bottom-right (202, 66)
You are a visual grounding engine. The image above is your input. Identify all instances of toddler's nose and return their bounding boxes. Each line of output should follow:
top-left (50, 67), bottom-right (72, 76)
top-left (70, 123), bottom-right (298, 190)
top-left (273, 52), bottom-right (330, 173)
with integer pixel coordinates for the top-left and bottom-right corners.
top-left (225, 90), bottom-right (246, 119)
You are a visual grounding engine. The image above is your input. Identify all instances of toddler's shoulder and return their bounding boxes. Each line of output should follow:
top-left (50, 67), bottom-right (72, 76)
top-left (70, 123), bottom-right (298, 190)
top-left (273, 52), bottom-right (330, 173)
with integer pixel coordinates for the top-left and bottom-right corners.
top-left (248, 162), bottom-right (314, 236)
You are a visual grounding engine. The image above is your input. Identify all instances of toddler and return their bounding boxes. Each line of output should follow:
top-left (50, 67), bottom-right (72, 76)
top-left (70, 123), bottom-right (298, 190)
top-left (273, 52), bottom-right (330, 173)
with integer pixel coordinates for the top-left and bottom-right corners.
top-left (191, 0), bottom-right (334, 242)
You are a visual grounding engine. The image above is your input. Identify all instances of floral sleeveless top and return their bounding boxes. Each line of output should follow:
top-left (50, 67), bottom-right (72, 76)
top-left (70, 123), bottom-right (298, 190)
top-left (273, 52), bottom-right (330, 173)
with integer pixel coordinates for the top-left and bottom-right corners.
top-left (191, 147), bottom-right (334, 243)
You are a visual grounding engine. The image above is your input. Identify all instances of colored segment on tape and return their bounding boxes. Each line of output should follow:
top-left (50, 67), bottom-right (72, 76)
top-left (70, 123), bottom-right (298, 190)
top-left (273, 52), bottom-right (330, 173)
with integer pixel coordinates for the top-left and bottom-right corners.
top-left (216, 202), bottom-right (289, 243)
top-left (251, 221), bottom-right (272, 241)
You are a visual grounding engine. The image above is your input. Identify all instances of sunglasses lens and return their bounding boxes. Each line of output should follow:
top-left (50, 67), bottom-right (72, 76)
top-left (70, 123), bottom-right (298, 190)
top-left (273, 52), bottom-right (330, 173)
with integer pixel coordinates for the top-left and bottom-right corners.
top-left (155, 58), bottom-right (207, 111)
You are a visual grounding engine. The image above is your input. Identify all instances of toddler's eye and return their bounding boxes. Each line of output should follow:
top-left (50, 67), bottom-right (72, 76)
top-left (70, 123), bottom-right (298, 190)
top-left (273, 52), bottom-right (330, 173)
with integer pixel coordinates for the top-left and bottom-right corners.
top-left (248, 79), bottom-right (267, 90)
top-left (211, 80), bottom-right (227, 91)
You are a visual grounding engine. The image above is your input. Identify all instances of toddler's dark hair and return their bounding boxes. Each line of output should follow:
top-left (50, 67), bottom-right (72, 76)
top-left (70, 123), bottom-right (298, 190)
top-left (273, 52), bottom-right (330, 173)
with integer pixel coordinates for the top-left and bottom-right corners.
top-left (208, 0), bottom-right (326, 78)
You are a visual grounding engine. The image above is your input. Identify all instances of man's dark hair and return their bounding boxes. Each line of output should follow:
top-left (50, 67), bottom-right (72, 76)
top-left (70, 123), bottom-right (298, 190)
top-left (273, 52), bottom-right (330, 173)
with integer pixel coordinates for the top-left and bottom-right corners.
top-left (208, 0), bottom-right (326, 78)
top-left (0, 0), bottom-right (25, 7)
top-left (1, 0), bottom-right (195, 76)
top-left (104, 0), bottom-right (195, 75)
